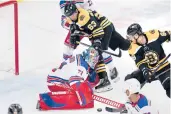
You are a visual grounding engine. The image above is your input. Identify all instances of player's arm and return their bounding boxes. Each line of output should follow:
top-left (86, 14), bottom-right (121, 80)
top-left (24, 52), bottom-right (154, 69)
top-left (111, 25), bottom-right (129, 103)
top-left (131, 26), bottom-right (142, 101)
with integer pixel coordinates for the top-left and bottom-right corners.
top-left (61, 15), bottom-right (70, 30)
top-left (130, 53), bottom-right (148, 71)
top-left (125, 102), bottom-right (143, 114)
top-left (129, 51), bottom-right (153, 82)
top-left (128, 46), bottom-right (148, 71)
top-left (125, 97), bottom-right (150, 114)
top-left (157, 30), bottom-right (171, 44)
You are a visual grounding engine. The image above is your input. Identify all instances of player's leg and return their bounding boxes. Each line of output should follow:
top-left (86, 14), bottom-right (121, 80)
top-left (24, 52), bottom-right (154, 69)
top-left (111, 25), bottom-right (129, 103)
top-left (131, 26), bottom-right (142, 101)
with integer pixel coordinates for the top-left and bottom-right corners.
top-left (93, 23), bottom-right (116, 92)
top-left (158, 65), bottom-right (170, 98)
top-left (124, 69), bottom-right (146, 84)
top-left (95, 24), bottom-right (119, 82)
top-left (63, 31), bottom-right (75, 59)
top-left (102, 53), bottom-right (119, 81)
top-left (108, 24), bottom-right (130, 51)
top-left (94, 55), bottom-right (113, 93)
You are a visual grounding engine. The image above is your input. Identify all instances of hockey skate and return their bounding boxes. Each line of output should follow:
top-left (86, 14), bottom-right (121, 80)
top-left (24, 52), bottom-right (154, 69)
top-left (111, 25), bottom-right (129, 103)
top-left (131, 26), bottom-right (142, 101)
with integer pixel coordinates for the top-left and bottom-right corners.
top-left (109, 67), bottom-right (120, 83)
top-left (94, 76), bottom-right (113, 93)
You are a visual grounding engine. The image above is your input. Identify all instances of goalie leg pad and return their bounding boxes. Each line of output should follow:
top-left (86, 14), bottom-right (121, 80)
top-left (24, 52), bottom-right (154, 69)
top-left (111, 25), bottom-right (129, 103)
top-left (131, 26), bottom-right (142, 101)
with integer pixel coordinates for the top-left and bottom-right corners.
top-left (69, 76), bottom-right (94, 106)
top-left (38, 91), bottom-right (94, 110)
top-left (47, 75), bottom-right (71, 92)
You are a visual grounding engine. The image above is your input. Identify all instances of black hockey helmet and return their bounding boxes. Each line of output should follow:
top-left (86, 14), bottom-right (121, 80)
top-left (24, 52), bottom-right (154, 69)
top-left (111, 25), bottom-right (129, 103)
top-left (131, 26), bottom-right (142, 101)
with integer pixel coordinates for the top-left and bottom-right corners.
top-left (64, 2), bottom-right (77, 17)
top-left (8, 104), bottom-right (23, 114)
top-left (127, 23), bottom-right (143, 36)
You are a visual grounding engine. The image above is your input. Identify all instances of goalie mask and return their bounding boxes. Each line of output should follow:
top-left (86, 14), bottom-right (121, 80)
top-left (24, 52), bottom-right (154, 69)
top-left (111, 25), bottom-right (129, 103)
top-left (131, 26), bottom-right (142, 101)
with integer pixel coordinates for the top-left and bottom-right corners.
top-left (8, 104), bottom-right (23, 114)
top-left (82, 47), bottom-right (99, 69)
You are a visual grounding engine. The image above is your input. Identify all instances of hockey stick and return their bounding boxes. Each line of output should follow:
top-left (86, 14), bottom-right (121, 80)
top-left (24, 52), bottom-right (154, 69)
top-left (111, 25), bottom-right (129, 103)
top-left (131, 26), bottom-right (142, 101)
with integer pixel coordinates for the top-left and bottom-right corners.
top-left (92, 94), bottom-right (124, 109)
top-left (76, 41), bottom-right (122, 57)
top-left (105, 106), bottom-right (127, 113)
top-left (141, 53), bottom-right (171, 88)
top-left (92, 94), bottom-right (127, 113)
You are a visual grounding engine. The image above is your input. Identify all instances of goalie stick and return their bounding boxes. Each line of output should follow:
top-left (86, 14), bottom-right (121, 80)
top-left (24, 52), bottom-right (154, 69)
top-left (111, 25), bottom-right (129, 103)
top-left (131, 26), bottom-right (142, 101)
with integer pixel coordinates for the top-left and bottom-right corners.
top-left (92, 94), bottom-right (128, 113)
top-left (141, 53), bottom-right (171, 88)
top-left (92, 94), bottom-right (124, 109)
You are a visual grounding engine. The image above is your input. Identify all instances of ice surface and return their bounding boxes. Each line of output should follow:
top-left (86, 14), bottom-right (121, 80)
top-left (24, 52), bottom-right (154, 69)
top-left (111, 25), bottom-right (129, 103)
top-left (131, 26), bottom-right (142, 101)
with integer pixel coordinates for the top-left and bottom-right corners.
top-left (0, 0), bottom-right (170, 114)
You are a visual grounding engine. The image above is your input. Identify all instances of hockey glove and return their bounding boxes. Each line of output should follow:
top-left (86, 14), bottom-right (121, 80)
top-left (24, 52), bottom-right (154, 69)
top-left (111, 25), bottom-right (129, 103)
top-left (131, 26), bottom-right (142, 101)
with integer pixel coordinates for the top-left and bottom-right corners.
top-left (70, 35), bottom-right (80, 48)
top-left (142, 67), bottom-right (153, 83)
top-left (70, 23), bottom-right (80, 34)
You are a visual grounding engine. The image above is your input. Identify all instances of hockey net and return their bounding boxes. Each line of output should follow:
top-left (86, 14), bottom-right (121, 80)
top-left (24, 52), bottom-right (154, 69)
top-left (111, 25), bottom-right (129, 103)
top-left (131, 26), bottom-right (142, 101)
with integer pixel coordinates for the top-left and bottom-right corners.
top-left (0, 0), bottom-right (19, 75)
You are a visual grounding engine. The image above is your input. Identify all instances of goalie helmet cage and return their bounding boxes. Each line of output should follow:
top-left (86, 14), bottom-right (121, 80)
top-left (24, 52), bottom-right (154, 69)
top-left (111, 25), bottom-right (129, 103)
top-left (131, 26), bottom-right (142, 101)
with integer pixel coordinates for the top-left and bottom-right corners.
top-left (0, 0), bottom-right (19, 75)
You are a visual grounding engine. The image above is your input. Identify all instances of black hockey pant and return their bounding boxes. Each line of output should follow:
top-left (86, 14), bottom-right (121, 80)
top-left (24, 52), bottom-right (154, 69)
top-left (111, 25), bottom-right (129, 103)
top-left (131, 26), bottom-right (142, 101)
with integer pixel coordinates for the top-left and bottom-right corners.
top-left (101, 23), bottom-right (130, 51)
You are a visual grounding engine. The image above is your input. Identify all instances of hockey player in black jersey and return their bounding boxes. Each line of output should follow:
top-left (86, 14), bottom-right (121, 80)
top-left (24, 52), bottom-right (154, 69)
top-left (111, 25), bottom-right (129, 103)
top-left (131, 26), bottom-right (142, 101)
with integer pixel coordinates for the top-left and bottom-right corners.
top-left (63, 3), bottom-right (130, 92)
top-left (125, 23), bottom-right (170, 98)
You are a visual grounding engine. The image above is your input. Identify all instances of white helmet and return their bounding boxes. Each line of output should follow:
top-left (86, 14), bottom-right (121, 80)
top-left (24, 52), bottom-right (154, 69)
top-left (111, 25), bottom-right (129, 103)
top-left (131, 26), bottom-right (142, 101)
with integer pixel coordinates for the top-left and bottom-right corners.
top-left (124, 78), bottom-right (141, 95)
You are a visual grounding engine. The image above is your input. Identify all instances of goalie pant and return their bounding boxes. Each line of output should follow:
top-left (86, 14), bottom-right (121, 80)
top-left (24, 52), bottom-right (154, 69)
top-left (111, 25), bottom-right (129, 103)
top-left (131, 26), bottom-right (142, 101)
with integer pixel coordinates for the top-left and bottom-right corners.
top-left (124, 94), bottom-right (159, 114)
top-left (59, 0), bottom-right (114, 76)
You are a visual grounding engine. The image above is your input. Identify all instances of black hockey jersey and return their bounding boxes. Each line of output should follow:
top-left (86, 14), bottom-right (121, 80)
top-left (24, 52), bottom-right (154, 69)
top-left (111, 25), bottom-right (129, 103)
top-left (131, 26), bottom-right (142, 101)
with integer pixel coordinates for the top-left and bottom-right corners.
top-left (128, 30), bottom-right (170, 72)
top-left (67, 8), bottom-right (111, 40)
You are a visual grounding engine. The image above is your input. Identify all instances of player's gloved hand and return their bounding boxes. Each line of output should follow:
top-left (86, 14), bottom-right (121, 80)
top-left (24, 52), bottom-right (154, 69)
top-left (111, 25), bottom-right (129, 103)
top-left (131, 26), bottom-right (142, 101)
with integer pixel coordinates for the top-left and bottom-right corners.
top-left (70, 23), bottom-right (79, 34)
top-left (70, 35), bottom-right (80, 48)
top-left (70, 24), bottom-right (81, 48)
top-left (142, 67), bottom-right (153, 83)
top-left (52, 61), bottom-right (67, 72)
top-left (92, 39), bottom-right (102, 50)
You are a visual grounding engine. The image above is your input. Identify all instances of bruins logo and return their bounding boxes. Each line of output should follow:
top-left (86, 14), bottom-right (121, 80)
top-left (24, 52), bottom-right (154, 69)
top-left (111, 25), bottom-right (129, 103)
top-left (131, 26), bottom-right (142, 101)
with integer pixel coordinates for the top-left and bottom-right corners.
top-left (144, 51), bottom-right (159, 65)
top-left (80, 15), bottom-right (85, 21)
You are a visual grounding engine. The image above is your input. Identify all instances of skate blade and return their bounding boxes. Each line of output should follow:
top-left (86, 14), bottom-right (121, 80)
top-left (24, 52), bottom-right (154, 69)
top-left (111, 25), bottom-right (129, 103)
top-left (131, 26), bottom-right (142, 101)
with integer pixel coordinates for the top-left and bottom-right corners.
top-left (94, 85), bottom-right (113, 93)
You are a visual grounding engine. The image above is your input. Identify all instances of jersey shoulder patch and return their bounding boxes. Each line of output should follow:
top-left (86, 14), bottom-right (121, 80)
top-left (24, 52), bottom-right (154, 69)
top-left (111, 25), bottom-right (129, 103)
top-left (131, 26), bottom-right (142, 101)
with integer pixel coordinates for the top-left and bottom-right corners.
top-left (77, 8), bottom-right (90, 26)
top-left (137, 94), bottom-right (148, 108)
top-left (128, 42), bottom-right (141, 55)
top-left (144, 29), bottom-right (159, 42)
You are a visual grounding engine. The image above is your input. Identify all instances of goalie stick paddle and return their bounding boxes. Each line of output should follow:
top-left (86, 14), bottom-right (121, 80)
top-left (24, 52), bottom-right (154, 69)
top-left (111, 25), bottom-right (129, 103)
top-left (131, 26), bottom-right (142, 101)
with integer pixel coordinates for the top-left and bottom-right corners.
top-left (92, 94), bottom-right (124, 109)
top-left (141, 53), bottom-right (171, 88)
top-left (76, 41), bottom-right (122, 58)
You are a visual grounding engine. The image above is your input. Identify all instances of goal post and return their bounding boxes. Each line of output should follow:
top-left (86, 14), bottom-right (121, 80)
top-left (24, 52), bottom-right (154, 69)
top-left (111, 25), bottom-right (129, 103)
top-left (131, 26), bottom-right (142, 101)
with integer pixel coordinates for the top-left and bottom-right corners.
top-left (0, 0), bottom-right (19, 75)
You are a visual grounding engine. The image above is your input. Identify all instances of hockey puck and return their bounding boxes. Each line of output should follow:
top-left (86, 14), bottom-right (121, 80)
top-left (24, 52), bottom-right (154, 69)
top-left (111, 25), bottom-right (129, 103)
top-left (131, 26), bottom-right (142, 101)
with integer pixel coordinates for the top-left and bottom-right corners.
top-left (97, 108), bottom-right (102, 112)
